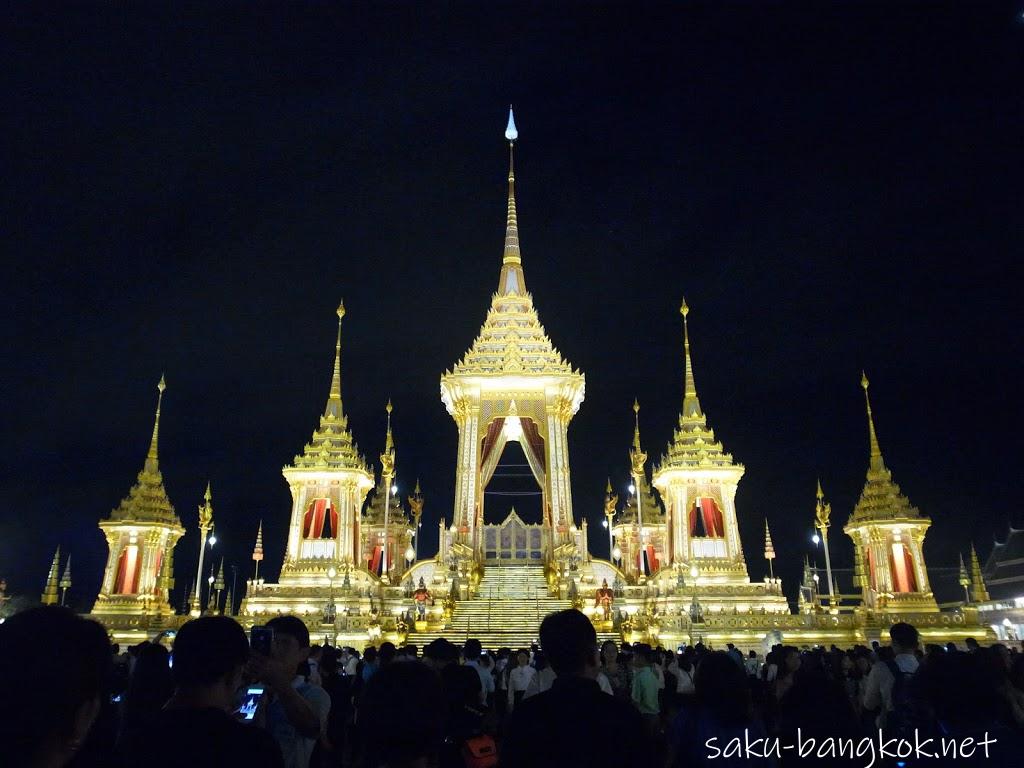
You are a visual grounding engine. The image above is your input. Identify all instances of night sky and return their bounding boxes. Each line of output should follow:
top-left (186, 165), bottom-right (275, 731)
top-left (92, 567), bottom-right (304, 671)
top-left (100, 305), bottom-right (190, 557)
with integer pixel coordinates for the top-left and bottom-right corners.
top-left (4, 3), bottom-right (1022, 610)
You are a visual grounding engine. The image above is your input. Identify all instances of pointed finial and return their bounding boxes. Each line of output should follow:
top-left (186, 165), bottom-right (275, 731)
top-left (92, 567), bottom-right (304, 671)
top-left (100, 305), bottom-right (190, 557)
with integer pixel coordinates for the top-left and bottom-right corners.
top-left (630, 400), bottom-right (647, 476)
top-left (498, 106), bottom-right (525, 293)
top-left (632, 399), bottom-right (642, 450)
top-left (384, 399), bottom-right (394, 452)
top-left (145, 375), bottom-right (166, 472)
top-left (326, 301), bottom-right (345, 416)
top-left (505, 105), bottom-right (518, 142)
top-left (59, 554), bottom-right (73, 590)
top-left (816, 478), bottom-right (824, 500)
top-left (860, 371), bottom-right (884, 469)
top-left (204, 481), bottom-right (212, 503)
top-left (679, 298), bottom-right (702, 418)
top-left (969, 543), bottom-right (989, 602)
top-left (606, 477), bottom-right (613, 494)
top-left (414, 477), bottom-right (422, 495)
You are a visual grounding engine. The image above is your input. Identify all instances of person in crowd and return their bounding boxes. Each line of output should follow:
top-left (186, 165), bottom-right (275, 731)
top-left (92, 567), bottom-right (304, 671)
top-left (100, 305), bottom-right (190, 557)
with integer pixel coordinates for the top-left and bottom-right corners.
top-left (378, 641), bottom-right (397, 668)
top-left (523, 649), bottom-right (556, 699)
top-left (438, 663), bottom-right (487, 768)
top-left (494, 648), bottom-right (511, 715)
top-left (118, 641), bottom-right (174, 751)
top-left (317, 646), bottom-right (353, 768)
top-left (725, 643), bottom-right (744, 669)
top-left (344, 648), bottom-right (360, 677)
top-left (599, 640), bottom-right (629, 699)
top-left (630, 644), bottom-right (661, 737)
top-left (502, 609), bottom-right (654, 768)
top-left (463, 639), bottom-right (495, 707)
top-left (126, 615), bottom-right (283, 768)
top-left (669, 650), bottom-right (772, 768)
top-left (250, 615), bottom-right (331, 768)
top-left (670, 651), bottom-right (696, 697)
top-left (771, 646), bottom-right (801, 701)
top-left (356, 660), bottom-right (446, 768)
top-left (0, 606), bottom-right (112, 768)
top-left (360, 646), bottom-right (379, 682)
top-left (506, 649), bottom-right (535, 712)
top-left (423, 638), bottom-right (460, 672)
top-left (862, 621), bottom-right (919, 731)
top-left (744, 650), bottom-right (761, 678)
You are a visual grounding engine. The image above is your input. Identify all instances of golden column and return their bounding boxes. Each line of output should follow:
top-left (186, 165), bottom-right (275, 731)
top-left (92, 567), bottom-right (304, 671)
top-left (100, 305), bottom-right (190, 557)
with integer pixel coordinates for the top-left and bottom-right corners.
top-left (191, 483), bottom-right (214, 616)
top-left (603, 478), bottom-right (617, 561)
top-left (408, 479), bottom-right (424, 562)
top-left (814, 479), bottom-right (835, 604)
top-left (630, 400), bottom-right (647, 579)
top-left (380, 400), bottom-right (396, 582)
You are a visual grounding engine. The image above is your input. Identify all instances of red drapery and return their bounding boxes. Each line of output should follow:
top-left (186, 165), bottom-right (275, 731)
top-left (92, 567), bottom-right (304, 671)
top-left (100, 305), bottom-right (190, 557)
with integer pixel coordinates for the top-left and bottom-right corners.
top-left (637, 545), bottom-right (659, 575)
top-left (114, 545), bottom-right (142, 594)
top-left (302, 499), bottom-right (337, 539)
top-left (688, 498), bottom-right (724, 538)
top-left (480, 418), bottom-right (505, 468)
top-left (520, 417), bottom-right (545, 471)
top-left (866, 547), bottom-right (877, 590)
top-left (369, 545), bottom-right (384, 575)
top-left (152, 550), bottom-right (163, 594)
top-left (889, 544), bottom-right (918, 593)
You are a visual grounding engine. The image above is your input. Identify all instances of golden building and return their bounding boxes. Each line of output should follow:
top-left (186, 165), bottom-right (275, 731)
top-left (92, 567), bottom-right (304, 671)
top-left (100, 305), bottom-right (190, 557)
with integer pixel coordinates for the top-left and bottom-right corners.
top-left (77, 111), bottom-right (994, 651)
top-left (90, 377), bottom-right (184, 642)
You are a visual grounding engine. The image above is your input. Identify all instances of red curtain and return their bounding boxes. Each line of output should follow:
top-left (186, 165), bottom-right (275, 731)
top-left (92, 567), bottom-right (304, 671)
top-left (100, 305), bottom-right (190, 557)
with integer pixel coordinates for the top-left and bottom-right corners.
top-left (866, 547), bottom-right (877, 590)
top-left (889, 544), bottom-right (918, 593)
top-left (904, 548), bottom-right (918, 592)
top-left (520, 417), bottom-right (545, 469)
top-left (302, 499), bottom-right (336, 539)
top-left (152, 550), bottom-right (163, 594)
top-left (480, 418), bottom-right (505, 467)
top-left (689, 498), bottom-right (724, 537)
top-left (114, 545), bottom-right (142, 594)
top-left (369, 545), bottom-right (383, 575)
top-left (637, 545), bottom-right (659, 575)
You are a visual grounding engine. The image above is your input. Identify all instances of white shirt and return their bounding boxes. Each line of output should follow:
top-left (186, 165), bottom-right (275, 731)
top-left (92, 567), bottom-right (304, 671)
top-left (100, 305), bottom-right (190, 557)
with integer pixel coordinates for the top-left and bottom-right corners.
top-left (596, 670), bottom-right (613, 695)
top-left (507, 665), bottom-right (536, 710)
top-left (344, 656), bottom-right (359, 676)
top-left (523, 666), bottom-right (556, 699)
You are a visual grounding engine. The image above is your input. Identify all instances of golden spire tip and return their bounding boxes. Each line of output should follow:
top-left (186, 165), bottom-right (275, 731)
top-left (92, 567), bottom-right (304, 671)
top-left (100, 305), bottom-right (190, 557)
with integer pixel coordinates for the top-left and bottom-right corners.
top-left (337, 298), bottom-right (345, 319)
top-left (633, 398), bottom-right (640, 414)
top-left (680, 297), bottom-right (689, 318)
top-left (606, 477), bottom-right (612, 494)
top-left (158, 373), bottom-right (166, 393)
top-left (861, 370), bottom-right (869, 390)
top-left (816, 477), bottom-right (824, 499)
top-left (204, 481), bottom-right (212, 502)
top-left (386, 399), bottom-right (393, 415)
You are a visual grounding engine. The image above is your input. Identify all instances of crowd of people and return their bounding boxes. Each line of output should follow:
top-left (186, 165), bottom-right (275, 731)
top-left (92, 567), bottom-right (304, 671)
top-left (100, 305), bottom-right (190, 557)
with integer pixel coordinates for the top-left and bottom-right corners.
top-left (3, 604), bottom-right (1024, 768)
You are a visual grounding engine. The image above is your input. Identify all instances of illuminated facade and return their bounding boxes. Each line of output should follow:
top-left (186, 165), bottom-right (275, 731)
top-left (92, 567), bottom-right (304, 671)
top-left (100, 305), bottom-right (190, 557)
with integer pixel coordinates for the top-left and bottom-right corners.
top-left (77, 113), bottom-right (995, 650)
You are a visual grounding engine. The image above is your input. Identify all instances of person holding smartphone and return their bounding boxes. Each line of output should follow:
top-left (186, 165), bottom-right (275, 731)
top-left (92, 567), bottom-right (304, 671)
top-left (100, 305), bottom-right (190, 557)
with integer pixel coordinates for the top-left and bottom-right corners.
top-left (248, 616), bottom-right (331, 768)
top-left (123, 616), bottom-right (283, 768)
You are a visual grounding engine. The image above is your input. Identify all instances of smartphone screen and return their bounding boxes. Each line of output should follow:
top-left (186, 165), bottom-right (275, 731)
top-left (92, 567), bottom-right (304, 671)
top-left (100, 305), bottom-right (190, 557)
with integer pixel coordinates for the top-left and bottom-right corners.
top-left (238, 686), bottom-right (265, 721)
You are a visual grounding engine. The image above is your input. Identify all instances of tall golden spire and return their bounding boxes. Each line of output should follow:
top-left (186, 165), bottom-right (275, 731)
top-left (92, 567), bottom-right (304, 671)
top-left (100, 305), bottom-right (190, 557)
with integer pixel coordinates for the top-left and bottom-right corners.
top-left (970, 543), bottom-right (990, 602)
top-left (326, 300), bottom-right (345, 418)
top-left (680, 298), bottom-right (703, 418)
top-left (384, 399), bottom-right (394, 454)
top-left (144, 375), bottom-right (166, 473)
top-left (498, 105), bottom-right (526, 296)
top-left (41, 547), bottom-right (60, 605)
top-left (860, 371), bottom-right (885, 471)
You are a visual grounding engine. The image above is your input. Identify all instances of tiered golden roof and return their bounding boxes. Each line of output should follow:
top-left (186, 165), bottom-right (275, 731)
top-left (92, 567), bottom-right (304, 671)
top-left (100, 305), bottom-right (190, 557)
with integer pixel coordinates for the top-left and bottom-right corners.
top-left (289, 301), bottom-right (370, 472)
top-left (658, 300), bottom-right (738, 470)
top-left (847, 373), bottom-right (923, 524)
top-left (107, 376), bottom-right (179, 526)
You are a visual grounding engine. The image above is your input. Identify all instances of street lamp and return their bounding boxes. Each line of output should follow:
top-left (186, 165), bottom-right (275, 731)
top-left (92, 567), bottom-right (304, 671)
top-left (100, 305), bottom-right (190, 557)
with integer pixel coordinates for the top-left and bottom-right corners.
top-left (811, 533), bottom-right (820, 545)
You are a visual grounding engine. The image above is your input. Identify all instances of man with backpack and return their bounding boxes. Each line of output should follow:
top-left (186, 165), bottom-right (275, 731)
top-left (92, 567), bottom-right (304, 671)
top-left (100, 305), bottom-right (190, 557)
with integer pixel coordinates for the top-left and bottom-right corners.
top-left (863, 622), bottom-right (920, 731)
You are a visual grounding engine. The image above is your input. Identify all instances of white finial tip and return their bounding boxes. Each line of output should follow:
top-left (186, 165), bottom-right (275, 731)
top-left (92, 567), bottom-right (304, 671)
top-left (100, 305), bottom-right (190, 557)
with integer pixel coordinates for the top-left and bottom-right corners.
top-left (505, 106), bottom-right (518, 141)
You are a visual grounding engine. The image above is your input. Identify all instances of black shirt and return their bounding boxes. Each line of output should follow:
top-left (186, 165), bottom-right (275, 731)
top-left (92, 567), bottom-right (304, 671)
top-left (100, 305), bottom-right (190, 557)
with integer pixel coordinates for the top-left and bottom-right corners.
top-left (501, 676), bottom-right (654, 768)
top-left (125, 707), bottom-right (284, 768)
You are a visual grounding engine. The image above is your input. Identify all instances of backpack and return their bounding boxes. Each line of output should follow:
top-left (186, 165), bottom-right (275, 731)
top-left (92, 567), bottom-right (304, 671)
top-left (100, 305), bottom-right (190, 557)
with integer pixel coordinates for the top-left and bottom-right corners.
top-left (883, 659), bottom-right (917, 735)
top-left (461, 734), bottom-right (498, 768)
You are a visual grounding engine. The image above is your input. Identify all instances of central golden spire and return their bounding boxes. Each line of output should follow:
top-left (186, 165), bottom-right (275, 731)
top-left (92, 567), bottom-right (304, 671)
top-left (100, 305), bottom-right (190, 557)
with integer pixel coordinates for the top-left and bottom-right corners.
top-left (498, 105), bottom-right (526, 296)
top-left (680, 298), bottom-right (702, 418)
top-left (860, 371), bottom-right (885, 471)
top-left (144, 375), bottom-right (166, 473)
top-left (326, 300), bottom-right (345, 418)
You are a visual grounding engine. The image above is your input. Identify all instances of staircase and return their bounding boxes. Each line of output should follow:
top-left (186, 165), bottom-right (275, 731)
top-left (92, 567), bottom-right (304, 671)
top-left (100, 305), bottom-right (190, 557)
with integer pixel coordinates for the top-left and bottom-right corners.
top-left (412, 563), bottom-right (619, 650)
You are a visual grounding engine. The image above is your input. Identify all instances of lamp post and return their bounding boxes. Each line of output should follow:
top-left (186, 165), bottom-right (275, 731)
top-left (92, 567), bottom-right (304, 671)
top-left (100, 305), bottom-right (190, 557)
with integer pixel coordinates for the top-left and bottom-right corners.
top-left (191, 483), bottom-right (214, 616)
top-left (814, 480), bottom-right (835, 606)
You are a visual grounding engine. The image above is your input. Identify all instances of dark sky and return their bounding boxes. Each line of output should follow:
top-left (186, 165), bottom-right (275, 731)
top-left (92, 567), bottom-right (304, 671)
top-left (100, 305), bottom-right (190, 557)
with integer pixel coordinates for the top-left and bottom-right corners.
top-left (3, 2), bottom-right (1022, 610)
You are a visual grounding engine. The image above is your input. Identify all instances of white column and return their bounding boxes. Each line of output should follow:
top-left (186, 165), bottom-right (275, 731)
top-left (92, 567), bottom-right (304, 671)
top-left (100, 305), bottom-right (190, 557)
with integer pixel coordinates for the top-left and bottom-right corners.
top-left (286, 483), bottom-right (304, 562)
